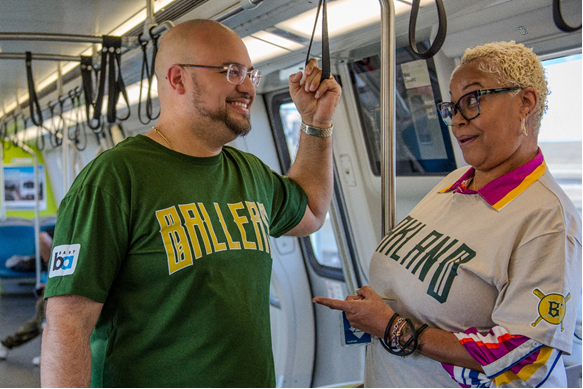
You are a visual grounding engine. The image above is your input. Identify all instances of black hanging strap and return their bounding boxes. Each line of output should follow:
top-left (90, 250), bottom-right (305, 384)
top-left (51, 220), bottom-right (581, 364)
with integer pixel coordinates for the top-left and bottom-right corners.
top-left (25, 52), bottom-right (44, 127)
top-left (408, 0), bottom-right (447, 60)
top-left (93, 36), bottom-right (130, 126)
top-left (305, 0), bottom-right (331, 82)
top-left (47, 98), bottom-right (65, 147)
top-left (80, 55), bottom-right (101, 130)
top-left (67, 88), bottom-right (88, 151)
top-left (137, 30), bottom-right (161, 125)
top-left (553, 0), bottom-right (581, 32)
top-left (10, 115), bottom-right (20, 147)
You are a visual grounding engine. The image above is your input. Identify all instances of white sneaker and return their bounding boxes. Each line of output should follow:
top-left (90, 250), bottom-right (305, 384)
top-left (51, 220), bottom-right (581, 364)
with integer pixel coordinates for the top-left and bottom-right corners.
top-left (0, 344), bottom-right (8, 360)
top-left (32, 356), bottom-right (40, 366)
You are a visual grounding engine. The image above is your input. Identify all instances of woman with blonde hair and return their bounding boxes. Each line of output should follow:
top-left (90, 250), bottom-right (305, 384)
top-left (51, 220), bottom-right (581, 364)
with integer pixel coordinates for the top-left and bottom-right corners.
top-left (314, 41), bottom-right (581, 387)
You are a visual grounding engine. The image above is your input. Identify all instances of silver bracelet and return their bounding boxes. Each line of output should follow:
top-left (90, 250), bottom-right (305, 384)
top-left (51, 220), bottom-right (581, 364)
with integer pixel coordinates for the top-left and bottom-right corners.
top-left (300, 122), bottom-right (334, 138)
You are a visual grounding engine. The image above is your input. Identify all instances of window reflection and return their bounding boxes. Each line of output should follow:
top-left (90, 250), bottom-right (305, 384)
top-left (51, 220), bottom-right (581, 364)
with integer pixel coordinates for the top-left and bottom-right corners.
top-left (349, 51), bottom-right (457, 176)
top-left (278, 102), bottom-right (342, 269)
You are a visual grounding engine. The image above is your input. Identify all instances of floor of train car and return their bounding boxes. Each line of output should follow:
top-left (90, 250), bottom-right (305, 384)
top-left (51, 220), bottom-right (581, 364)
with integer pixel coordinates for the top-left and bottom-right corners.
top-left (0, 291), bottom-right (41, 388)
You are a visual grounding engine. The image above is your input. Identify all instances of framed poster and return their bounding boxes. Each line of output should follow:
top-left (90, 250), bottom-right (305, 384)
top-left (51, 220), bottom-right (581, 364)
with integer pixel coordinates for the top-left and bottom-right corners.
top-left (3, 165), bottom-right (47, 210)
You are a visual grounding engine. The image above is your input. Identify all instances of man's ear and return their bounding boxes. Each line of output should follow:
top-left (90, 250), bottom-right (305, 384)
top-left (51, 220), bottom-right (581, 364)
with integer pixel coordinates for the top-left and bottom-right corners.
top-left (166, 65), bottom-right (187, 95)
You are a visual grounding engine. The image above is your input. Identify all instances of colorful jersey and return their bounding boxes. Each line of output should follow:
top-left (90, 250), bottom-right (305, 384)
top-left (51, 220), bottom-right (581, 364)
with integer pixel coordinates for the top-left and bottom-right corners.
top-left (45, 135), bottom-right (307, 387)
top-left (364, 151), bottom-right (582, 388)
top-left (446, 327), bottom-right (564, 387)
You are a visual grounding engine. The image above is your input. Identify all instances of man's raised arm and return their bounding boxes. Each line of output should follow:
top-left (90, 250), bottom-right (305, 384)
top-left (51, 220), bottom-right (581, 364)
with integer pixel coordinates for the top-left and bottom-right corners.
top-left (285, 58), bottom-right (342, 236)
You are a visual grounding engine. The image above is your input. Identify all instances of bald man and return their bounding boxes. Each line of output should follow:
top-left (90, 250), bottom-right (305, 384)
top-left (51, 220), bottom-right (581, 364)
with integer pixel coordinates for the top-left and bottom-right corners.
top-left (41, 19), bottom-right (341, 387)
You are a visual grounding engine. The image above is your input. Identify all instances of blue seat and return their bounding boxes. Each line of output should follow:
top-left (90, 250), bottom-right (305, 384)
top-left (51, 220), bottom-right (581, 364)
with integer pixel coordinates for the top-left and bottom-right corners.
top-left (0, 220), bottom-right (36, 279)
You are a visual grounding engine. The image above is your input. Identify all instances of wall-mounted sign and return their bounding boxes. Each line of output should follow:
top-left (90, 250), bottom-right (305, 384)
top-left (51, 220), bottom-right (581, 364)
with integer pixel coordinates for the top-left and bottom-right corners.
top-left (3, 165), bottom-right (46, 210)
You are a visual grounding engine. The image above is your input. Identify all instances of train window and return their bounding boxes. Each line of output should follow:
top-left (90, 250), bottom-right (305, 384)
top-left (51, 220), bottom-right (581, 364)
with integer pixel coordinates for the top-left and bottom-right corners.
top-left (266, 92), bottom-right (345, 280)
top-left (539, 53), bottom-right (582, 215)
top-left (349, 49), bottom-right (457, 176)
top-left (278, 101), bottom-right (342, 270)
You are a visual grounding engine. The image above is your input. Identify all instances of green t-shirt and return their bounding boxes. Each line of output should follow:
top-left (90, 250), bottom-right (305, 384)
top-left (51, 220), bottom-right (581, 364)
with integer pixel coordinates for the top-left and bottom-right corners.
top-left (45, 135), bottom-right (307, 387)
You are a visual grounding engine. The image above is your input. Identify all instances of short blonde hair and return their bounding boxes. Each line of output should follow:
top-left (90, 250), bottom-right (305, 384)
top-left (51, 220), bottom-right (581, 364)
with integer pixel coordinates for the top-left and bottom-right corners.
top-left (454, 41), bottom-right (549, 132)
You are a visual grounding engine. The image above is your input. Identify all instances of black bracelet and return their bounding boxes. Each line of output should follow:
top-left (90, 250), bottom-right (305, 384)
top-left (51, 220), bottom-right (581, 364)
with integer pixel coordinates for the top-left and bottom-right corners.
top-left (380, 313), bottom-right (416, 356)
top-left (380, 313), bottom-right (399, 353)
top-left (380, 315), bottom-right (428, 357)
top-left (400, 320), bottom-right (419, 352)
top-left (383, 313), bottom-right (399, 345)
top-left (416, 323), bottom-right (429, 338)
top-left (401, 322), bottom-right (429, 353)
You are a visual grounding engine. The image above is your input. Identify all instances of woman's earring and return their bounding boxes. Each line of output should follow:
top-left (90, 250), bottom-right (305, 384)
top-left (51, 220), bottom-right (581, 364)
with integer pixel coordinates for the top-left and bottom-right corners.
top-left (521, 118), bottom-right (528, 136)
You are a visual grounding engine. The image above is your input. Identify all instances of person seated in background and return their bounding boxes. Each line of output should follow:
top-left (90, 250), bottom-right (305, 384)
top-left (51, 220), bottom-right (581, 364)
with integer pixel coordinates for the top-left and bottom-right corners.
top-left (0, 227), bottom-right (54, 361)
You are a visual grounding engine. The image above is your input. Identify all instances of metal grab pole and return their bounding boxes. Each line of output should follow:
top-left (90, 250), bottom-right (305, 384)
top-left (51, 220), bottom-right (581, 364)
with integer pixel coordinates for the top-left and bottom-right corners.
top-left (379, 0), bottom-right (396, 236)
top-left (0, 142), bottom-right (4, 221)
top-left (142, 0), bottom-right (175, 39)
top-left (18, 143), bottom-right (41, 289)
top-left (0, 104), bottom-right (5, 220)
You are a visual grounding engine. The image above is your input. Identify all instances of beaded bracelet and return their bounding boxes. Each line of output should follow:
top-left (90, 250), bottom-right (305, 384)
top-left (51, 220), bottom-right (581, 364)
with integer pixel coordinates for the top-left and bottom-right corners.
top-left (391, 317), bottom-right (406, 347)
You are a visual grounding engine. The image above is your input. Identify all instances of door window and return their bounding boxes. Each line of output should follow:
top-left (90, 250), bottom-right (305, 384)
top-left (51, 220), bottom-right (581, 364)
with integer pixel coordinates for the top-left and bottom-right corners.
top-left (349, 49), bottom-right (457, 176)
top-left (278, 101), bottom-right (342, 270)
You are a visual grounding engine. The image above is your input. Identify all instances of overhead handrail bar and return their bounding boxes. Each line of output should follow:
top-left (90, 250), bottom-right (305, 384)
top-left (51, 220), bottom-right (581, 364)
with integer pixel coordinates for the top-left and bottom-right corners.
top-left (379, 0), bottom-right (397, 235)
top-left (143, 21), bottom-right (174, 41)
top-left (0, 25), bottom-right (172, 63)
top-left (0, 32), bottom-right (133, 45)
top-left (0, 0), bottom-right (176, 122)
top-left (214, 0), bottom-right (264, 22)
top-left (0, 53), bottom-right (80, 62)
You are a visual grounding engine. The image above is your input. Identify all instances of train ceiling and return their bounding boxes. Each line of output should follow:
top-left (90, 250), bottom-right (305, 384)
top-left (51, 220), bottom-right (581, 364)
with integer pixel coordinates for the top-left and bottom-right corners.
top-left (0, 0), bottom-right (580, 123)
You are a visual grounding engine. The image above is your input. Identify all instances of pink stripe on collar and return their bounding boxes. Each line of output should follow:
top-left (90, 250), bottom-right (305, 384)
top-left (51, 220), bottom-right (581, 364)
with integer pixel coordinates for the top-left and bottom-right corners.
top-left (440, 149), bottom-right (546, 210)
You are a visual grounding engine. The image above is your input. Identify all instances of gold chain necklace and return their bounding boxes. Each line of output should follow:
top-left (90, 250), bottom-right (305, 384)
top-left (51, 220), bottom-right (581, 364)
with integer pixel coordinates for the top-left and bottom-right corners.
top-left (153, 127), bottom-right (174, 151)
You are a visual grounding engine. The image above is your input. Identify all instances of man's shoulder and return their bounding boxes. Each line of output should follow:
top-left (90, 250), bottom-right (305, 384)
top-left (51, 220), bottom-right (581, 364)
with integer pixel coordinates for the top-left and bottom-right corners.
top-left (222, 145), bottom-right (269, 168)
top-left (222, 145), bottom-right (256, 159)
top-left (97, 135), bottom-right (150, 159)
top-left (65, 137), bottom-right (149, 195)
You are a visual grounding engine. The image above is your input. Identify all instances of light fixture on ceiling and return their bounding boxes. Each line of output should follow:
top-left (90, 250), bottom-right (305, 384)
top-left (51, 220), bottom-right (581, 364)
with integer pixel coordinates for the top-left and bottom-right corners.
top-left (110, 0), bottom-right (177, 36)
top-left (243, 31), bottom-right (305, 64)
top-left (274, 0), bottom-right (408, 41)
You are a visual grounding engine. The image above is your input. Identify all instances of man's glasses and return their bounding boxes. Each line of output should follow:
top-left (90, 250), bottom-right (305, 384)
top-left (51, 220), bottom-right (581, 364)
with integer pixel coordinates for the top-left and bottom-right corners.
top-left (178, 63), bottom-right (262, 88)
top-left (437, 87), bottom-right (521, 126)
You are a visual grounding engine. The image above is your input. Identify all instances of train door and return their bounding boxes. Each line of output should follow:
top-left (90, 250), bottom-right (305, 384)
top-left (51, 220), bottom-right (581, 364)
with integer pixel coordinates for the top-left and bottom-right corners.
top-left (229, 63), bottom-right (367, 385)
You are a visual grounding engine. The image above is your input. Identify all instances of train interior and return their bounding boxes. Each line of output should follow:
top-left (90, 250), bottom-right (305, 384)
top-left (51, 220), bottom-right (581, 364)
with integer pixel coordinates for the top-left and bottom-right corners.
top-left (0, 0), bottom-right (581, 387)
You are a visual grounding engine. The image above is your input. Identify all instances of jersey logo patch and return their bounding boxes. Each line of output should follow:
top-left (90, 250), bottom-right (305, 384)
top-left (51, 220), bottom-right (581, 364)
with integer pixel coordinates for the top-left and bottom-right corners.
top-left (531, 288), bottom-right (571, 331)
top-left (48, 244), bottom-right (81, 278)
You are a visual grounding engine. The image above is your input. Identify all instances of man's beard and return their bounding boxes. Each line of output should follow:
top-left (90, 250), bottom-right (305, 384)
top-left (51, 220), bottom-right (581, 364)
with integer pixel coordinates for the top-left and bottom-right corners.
top-left (207, 106), bottom-right (251, 137)
top-left (190, 75), bottom-right (251, 137)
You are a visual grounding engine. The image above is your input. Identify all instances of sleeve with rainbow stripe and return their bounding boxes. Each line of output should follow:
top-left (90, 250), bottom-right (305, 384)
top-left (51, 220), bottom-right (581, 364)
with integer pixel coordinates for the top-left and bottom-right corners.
top-left (442, 326), bottom-right (564, 387)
